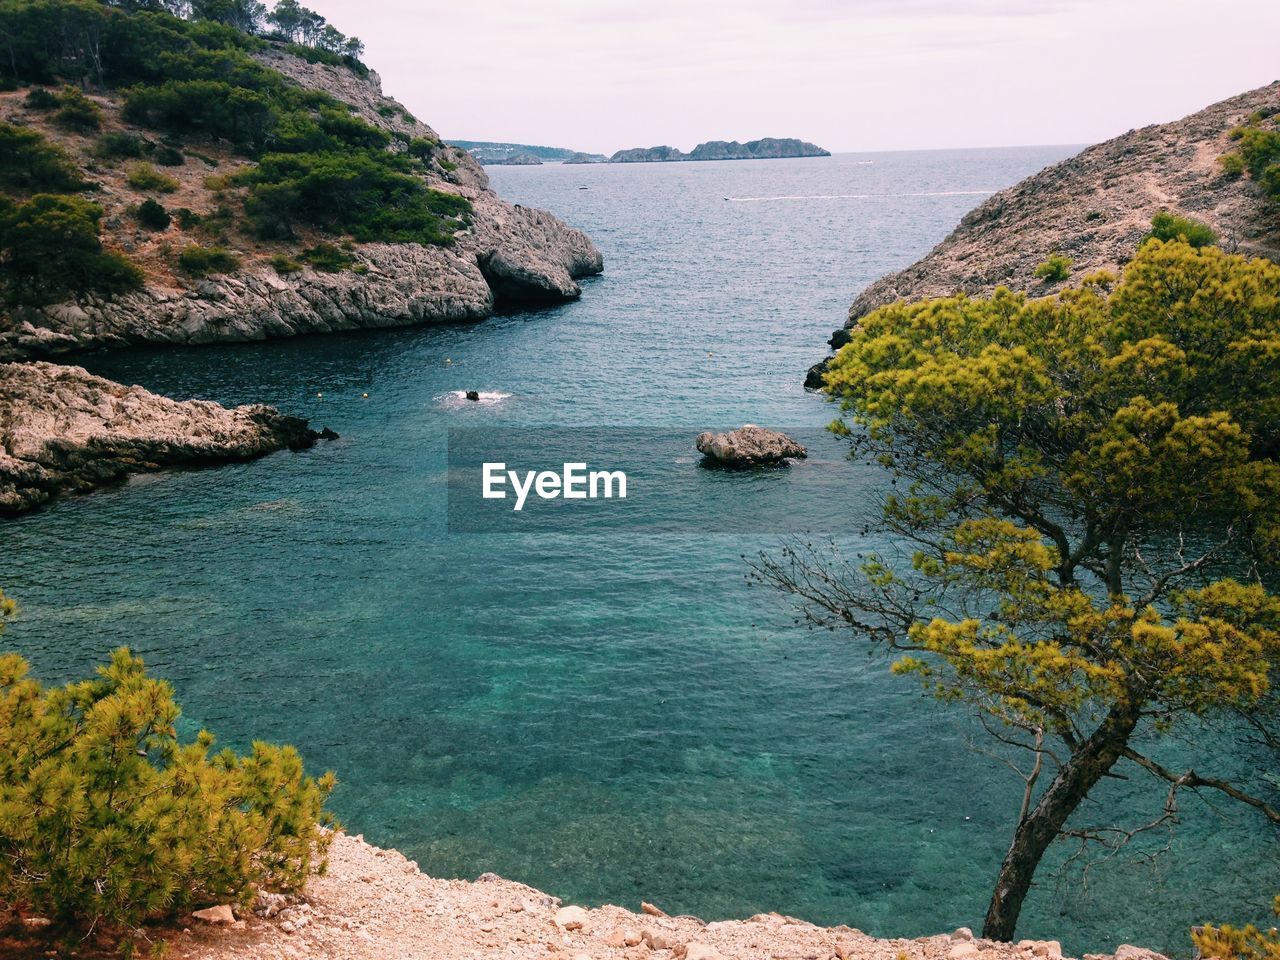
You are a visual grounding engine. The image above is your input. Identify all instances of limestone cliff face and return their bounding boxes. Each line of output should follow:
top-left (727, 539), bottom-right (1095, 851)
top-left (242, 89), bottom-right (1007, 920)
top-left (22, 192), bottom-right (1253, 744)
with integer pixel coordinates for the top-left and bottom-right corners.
top-left (817, 82), bottom-right (1280, 376)
top-left (0, 50), bottom-right (603, 361)
top-left (0, 362), bottom-right (323, 514)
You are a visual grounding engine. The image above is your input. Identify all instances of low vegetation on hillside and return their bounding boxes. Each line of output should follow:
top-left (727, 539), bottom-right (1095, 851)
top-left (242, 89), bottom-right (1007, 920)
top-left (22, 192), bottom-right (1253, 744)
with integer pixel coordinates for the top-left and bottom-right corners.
top-left (0, 0), bottom-right (472, 307)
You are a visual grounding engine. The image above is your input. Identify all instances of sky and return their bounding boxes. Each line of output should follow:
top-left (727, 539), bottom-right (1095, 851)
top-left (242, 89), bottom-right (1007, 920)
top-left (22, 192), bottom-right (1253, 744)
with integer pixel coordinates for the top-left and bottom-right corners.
top-left (310, 0), bottom-right (1279, 154)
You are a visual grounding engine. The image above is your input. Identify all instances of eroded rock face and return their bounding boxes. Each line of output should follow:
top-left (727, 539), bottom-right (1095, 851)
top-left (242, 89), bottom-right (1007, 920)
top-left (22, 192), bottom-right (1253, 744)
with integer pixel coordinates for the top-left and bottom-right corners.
top-left (696, 425), bottom-right (807, 467)
top-left (808, 82), bottom-right (1280, 384)
top-left (849, 84), bottom-right (1279, 321)
top-left (0, 362), bottom-right (325, 515)
top-left (0, 51), bottom-right (603, 362)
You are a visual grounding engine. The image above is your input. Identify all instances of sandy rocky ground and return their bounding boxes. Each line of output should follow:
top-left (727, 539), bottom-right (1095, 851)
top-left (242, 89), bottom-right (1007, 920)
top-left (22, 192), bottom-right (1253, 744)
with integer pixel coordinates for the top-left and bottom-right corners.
top-left (134, 834), bottom-right (1167, 960)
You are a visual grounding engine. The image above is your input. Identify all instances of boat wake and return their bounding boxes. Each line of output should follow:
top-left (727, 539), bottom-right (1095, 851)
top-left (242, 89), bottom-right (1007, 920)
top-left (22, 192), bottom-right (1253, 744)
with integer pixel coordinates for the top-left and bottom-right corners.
top-left (724, 189), bottom-right (995, 202)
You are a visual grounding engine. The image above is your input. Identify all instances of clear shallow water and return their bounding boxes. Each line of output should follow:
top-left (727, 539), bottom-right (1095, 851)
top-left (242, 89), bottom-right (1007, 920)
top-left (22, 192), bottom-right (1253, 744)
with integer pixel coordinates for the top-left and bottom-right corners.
top-left (4, 149), bottom-right (1277, 953)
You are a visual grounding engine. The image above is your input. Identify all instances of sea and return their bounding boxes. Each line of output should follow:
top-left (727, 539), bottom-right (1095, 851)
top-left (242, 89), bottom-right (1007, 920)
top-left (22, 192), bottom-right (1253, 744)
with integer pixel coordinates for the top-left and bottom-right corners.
top-left (5, 148), bottom-right (1277, 954)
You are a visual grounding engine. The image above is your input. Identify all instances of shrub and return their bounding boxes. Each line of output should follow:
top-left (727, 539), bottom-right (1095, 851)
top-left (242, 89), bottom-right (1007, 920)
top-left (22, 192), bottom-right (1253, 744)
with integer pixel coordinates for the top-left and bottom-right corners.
top-left (0, 194), bottom-right (142, 305)
top-left (1219, 152), bottom-right (1246, 177)
top-left (0, 123), bottom-right (87, 192)
top-left (135, 197), bottom-right (171, 229)
top-left (1195, 896), bottom-right (1280, 960)
top-left (174, 206), bottom-right (202, 228)
top-left (1147, 210), bottom-right (1217, 248)
top-left (1033, 253), bottom-right (1072, 283)
top-left (22, 87), bottom-right (60, 110)
top-left (301, 241), bottom-right (353, 272)
top-left (94, 130), bottom-right (147, 159)
top-left (0, 644), bottom-right (335, 943)
top-left (271, 252), bottom-right (302, 274)
top-left (126, 161), bottom-right (180, 192)
top-left (178, 243), bottom-right (240, 275)
top-left (153, 144), bottom-right (185, 166)
top-left (53, 85), bottom-right (102, 132)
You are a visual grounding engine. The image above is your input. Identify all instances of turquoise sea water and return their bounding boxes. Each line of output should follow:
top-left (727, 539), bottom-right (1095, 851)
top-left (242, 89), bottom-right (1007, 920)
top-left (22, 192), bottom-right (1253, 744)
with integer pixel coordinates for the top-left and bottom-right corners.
top-left (4, 149), bottom-right (1278, 953)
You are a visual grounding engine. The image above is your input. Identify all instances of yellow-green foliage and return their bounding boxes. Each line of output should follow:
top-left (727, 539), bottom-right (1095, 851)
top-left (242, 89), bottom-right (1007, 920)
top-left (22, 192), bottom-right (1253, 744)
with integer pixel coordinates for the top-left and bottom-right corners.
top-left (1195, 897), bottom-right (1280, 960)
top-left (824, 237), bottom-right (1280, 730)
top-left (125, 162), bottom-right (179, 193)
top-left (0, 637), bottom-right (335, 941)
top-left (1033, 253), bottom-right (1071, 282)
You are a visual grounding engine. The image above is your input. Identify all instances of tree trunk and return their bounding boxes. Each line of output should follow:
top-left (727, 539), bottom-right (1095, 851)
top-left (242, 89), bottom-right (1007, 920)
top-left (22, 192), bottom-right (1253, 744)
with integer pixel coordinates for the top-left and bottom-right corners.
top-left (981, 704), bottom-right (1141, 941)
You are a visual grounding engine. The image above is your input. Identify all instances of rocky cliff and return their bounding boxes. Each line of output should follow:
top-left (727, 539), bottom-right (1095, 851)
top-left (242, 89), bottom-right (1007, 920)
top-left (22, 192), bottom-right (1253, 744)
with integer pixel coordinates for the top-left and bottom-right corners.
top-left (807, 83), bottom-right (1279, 386)
top-left (0, 50), bottom-right (603, 361)
top-left (0, 362), bottom-right (324, 515)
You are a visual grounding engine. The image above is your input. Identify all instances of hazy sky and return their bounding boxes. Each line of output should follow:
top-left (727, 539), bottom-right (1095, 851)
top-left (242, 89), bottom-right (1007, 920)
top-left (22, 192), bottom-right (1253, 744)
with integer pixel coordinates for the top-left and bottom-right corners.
top-left (314, 0), bottom-right (1278, 153)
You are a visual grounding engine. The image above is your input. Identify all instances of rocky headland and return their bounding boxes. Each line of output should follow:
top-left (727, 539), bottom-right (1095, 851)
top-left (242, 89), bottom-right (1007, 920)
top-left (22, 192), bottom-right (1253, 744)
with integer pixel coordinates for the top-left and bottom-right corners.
top-left (609, 137), bottom-right (829, 163)
top-left (807, 82), bottom-right (1280, 386)
top-left (0, 44), bottom-right (603, 512)
top-left (0, 362), bottom-right (326, 515)
top-left (8, 831), bottom-right (1167, 960)
top-left (479, 153), bottom-right (543, 166)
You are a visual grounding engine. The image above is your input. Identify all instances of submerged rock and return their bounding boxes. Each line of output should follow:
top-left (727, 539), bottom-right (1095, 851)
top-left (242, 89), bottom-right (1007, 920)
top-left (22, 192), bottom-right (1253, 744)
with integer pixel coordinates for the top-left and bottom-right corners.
top-left (0, 362), bottom-right (328, 515)
top-left (696, 425), bottom-right (807, 467)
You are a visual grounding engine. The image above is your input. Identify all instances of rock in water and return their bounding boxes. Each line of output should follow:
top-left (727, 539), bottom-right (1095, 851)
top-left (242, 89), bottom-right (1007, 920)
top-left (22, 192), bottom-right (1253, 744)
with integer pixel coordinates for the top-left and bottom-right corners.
top-left (696, 425), bottom-right (807, 467)
top-left (465, 390), bottom-right (481, 401)
top-left (0, 362), bottom-right (326, 515)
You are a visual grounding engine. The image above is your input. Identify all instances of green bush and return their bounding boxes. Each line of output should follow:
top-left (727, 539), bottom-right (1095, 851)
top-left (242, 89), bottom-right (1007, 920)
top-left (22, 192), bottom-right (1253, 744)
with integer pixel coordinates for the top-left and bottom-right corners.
top-left (271, 252), bottom-right (302, 274)
top-left (153, 144), bottom-right (185, 166)
top-left (0, 123), bottom-right (87, 192)
top-left (135, 197), bottom-right (171, 229)
top-left (0, 644), bottom-right (335, 943)
top-left (53, 85), bottom-right (102, 132)
top-left (22, 87), bottom-right (60, 110)
top-left (126, 161), bottom-right (179, 192)
top-left (178, 243), bottom-right (240, 275)
top-left (301, 241), bottom-right (353, 272)
top-left (1033, 253), bottom-right (1072, 283)
top-left (1147, 210), bottom-right (1217, 248)
top-left (241, 151), bottom-right (471, 245)
top-left (94, 130), bottom-right (147, 159)
top-left (1219, 152), bottom-right (1246, 177)
top-left (0, 194), bottom-right (142, 305)
top-left (174, 206), bottom-right (202, 228)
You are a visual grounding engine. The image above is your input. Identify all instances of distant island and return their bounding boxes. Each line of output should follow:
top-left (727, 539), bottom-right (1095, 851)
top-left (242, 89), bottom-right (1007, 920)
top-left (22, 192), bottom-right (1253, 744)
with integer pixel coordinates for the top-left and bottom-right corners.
top-left (447, 140), bottom-right (607, 164)
top-left (610, 138), bottom-right (830, 163)
top-left (450, 137), bottom-right (830, 165)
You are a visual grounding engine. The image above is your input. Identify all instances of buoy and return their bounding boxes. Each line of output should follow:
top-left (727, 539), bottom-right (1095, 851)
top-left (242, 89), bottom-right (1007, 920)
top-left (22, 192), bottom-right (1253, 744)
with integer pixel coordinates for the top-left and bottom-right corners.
top-left (316, 392), bottom-right (323, 398)
top-left (445, 358), bottom-right (452, 365)
top-left (362, 393), bottom-right (369, 398)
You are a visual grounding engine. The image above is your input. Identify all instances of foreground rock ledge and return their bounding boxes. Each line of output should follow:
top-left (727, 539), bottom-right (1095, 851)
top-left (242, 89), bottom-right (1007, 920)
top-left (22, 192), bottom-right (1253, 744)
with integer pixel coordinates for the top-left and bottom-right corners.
top-left (697, 425), bottom-right (807, 467)
top-left (67, 833), bottom-right (1164, 960)
top-left (0, 361), bottom-right (324, 515)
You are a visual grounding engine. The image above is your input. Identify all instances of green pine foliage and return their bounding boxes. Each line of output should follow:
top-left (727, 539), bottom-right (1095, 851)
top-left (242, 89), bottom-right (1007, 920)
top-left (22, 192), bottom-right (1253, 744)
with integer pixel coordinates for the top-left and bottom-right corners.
top-left (1033, 253), bottom-right (1072, 282)
top-left (177, 243), bottom-right (240, 275)
top-left (135, 197), bottom-right (171, 229)
top-left (0, 194), bottom-right (142, 305)
top-left (1219, 110), bottom-right (1280, 204)
top-left (0, 641), bottom-right (335, 941)
top-left (0, 122), bottom-right (87, 192)
top-left (52, 83), bottom-right (101, 131)
top-left (125, 161), bottom-right (179, 192)
top-left (1146, 209), bottom-right (1218, 248)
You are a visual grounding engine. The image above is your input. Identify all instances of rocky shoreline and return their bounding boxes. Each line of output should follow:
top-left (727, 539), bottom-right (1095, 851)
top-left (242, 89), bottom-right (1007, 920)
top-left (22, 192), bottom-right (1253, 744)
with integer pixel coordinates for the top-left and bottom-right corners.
top-left (0, 362), bottom-right (327, 515)
top-left (28, 832), bottom-right (1165, 960)
top-left (807, 82), bottom-right (1280, 387)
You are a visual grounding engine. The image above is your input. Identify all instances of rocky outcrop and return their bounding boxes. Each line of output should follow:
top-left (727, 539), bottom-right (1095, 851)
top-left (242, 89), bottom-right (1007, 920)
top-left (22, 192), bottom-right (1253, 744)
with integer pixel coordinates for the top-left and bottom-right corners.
top-left (687, 137), bottom-right (829, 161)
top-left (806, 83), bottom-right (1280, 387)
top-left (696, 425), bottom-right (807, 467)
top-left (0, 362), bottom-right (326, 515)
top-left (20, 832), bottom-right (1163, 960)
top-left (609, 138), bottom-right (830, 164)
top-left (479, 153), bottom-right (543, 166)
top-left (611, 144), bottom-right (687, 163)
top-left (563, 152), bottom-right (608, 164)
top-left (0, 51), bottom-right (603, 361)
